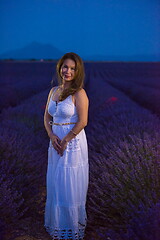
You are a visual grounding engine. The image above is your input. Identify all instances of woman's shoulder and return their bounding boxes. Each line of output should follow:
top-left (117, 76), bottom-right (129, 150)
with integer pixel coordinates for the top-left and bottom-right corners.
top-left (48, 86), bottom-right (58, 95)
top-left (51, 86), bottom-right (59, 92)
top-left (74, 88), bottom-right (88, 101)
top-left (47, 86), bottom-right (58, 100)
top-left (75, 88), bottom-right (87, 97)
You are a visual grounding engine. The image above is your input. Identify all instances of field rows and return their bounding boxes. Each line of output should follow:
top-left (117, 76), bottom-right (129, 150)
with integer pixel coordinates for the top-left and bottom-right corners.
top-left (0, 62), bottom-right (160, 239)
top-left (85, 72), bottom-right (160, 239)
top-left (0, 61), bottom-right (56, 110)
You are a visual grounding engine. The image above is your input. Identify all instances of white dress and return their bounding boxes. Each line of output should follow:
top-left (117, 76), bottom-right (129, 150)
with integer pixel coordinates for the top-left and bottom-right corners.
top-left (44, 87), bottom-right (89, 240)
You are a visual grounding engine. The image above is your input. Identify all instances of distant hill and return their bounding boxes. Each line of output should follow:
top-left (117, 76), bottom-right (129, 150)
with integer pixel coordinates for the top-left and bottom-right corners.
top-left (0, 42), bottom-right (64, 60)
top-left (0, 42), bottom-right (159, 61)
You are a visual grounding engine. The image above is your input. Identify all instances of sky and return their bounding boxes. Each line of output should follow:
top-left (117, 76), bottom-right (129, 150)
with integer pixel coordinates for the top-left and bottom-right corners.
top-left (0, 0), bottom-right (160, 60)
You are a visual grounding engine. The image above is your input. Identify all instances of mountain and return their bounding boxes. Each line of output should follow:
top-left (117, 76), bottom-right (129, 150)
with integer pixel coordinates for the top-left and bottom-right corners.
top-left (0, 42), bottom-right (159, 61)
top-left (0, 42), bottom-right (64, 60)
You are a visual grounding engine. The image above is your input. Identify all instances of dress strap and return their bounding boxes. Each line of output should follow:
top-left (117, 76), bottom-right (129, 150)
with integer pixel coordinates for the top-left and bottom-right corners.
top-left (50, 86), bottom-right (59, 100)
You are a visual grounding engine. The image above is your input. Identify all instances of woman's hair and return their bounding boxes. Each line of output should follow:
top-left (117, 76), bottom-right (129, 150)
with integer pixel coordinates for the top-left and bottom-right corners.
top-left (56, 52), bottom-right (85, 101)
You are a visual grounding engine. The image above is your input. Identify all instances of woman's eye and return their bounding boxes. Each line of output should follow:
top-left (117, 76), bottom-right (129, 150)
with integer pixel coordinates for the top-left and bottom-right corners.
top-left (62, 65), bottom-right (75, 71)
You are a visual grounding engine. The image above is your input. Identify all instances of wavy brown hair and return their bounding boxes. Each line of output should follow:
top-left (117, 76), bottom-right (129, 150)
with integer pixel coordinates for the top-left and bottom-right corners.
top-left (56, 52), bottom-right (85, 101)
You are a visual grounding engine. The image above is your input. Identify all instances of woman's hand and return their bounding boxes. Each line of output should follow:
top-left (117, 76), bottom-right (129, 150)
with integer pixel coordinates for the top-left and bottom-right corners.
top-left (59, 139), bottom-right (68, 156)
top-left (50, 134), bottom-right (61, 154)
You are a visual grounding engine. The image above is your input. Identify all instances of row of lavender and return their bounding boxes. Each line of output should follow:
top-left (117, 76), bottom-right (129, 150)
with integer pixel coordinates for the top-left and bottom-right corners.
top-left (0, 89), bottom-right (50, 239)
top-left (0, 61), bottom-right (57, 110)
top-left (99, 62), bottom-right (160, 116)
top-left (85, 71), bottom-right (160, 240)
top-left (0, 63), bottom-right (160, 239)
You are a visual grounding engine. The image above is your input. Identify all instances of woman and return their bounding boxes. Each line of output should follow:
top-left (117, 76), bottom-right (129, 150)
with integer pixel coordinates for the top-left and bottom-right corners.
top-left (44, 52), bottom-right (89, 240)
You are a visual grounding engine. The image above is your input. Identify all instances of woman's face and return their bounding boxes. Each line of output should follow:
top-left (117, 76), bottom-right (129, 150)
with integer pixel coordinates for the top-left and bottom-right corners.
top-left (60, 58), bottom-right (76, 82)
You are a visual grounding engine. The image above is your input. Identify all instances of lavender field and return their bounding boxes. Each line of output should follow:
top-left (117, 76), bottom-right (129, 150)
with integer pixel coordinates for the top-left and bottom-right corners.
top-left (0, 61), bottom-right (57, 111)
top-left (0, 61), bottom-right (160, 240)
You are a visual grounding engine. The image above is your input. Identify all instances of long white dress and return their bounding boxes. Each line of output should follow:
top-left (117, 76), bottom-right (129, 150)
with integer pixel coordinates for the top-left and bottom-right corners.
top-left (44, 87), bottom-right (89, 240)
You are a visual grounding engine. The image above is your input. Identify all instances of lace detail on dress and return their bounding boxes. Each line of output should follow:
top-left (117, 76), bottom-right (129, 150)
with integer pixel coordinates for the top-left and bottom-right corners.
top-left (67, 138), bottom-right (80, 152)
top-left (45, 226), bottom-right (85, 240)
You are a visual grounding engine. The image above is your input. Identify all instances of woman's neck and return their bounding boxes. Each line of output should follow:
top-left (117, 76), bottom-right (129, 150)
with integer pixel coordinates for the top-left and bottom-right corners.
top-left (61, 82), bottom-right (71, 90)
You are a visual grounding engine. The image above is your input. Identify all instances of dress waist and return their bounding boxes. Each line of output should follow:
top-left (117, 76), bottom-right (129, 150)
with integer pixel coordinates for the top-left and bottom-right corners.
top-left (49, 121), bottom-right (77, 126)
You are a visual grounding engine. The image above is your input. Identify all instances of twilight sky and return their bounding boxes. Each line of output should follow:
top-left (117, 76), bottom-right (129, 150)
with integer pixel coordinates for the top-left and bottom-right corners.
top-left (0, 0), bottom-right (160, 60)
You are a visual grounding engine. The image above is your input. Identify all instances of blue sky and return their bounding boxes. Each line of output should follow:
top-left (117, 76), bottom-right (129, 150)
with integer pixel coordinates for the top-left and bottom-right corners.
top-left (0, 0), bottom-right (160, 60)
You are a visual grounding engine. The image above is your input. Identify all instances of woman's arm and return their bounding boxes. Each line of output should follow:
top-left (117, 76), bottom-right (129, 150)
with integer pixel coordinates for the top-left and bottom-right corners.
top-left (44, 88), bottom-right (55, 138)
top-left (60, 88), bottom-right (89, 155)
top-left (44, 87), bottom-right (61, 153)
